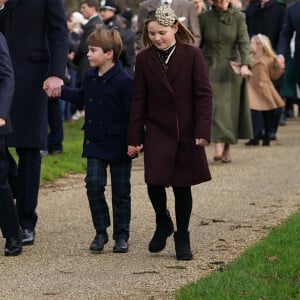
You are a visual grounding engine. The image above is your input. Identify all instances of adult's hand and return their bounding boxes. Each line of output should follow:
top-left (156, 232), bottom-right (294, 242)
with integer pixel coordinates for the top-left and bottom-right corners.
top-left (0, 118), bottom-right (6, 127)
top-left (43, 76), bottom-right (64, 98)
top-left (196, 138), bottom-right (208, 146)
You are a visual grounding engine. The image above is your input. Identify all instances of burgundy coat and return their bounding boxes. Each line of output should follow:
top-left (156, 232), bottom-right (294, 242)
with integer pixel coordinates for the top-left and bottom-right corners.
top-left (127, 42), bottom-right (212, 187)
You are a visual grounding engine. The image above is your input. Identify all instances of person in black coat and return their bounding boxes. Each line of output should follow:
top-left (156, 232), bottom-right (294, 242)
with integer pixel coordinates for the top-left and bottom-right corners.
top-left (99, 0), bottom-right (135, 75)
top-left (0, 32), bottom-right (22, 256)
top-left (0, 0), bottom-right (68, 246)
top-left (277, 0), bottom-right (300, 87)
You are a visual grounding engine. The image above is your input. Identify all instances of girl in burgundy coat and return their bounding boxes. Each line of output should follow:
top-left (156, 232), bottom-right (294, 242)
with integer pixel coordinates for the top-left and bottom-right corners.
top-left (127, 6), bottom-right (212, 260)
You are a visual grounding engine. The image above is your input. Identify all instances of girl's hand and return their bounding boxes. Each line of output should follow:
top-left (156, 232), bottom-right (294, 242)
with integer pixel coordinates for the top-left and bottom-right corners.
top-left (127, 145), bottom-right (143, 157)
top-left (240, 65), bottom-right (251, 77)
top-left (196, 138), bottom-right (208, 146)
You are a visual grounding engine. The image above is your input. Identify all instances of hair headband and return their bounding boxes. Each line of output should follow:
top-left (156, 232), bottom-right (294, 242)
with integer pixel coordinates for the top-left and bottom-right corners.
top-left (146, 5), bottom-right (177, 26)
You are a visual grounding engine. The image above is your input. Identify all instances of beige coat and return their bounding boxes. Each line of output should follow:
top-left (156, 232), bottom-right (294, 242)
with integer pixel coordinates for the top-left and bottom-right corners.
top-left (248, 55), bottom-right (285, 111)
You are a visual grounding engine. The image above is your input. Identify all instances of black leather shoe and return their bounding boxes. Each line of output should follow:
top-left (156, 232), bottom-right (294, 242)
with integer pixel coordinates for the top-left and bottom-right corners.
top-left (113, 239), bottom-right (128, 253)
top-left (22, 229), bottom-right (35, 246)
top-left (89, 233), bottom-right (108, 253)
top-left (5, 229), bottom-right (22, 256)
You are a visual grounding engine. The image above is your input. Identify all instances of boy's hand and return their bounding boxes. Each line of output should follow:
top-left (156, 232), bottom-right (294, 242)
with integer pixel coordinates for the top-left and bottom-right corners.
top-left (127, 145), bottom-right (143, 157)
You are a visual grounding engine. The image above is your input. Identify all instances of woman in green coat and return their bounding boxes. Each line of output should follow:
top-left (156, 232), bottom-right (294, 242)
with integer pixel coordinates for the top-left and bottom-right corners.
top-left (199, 0), bottom-right (253, 162)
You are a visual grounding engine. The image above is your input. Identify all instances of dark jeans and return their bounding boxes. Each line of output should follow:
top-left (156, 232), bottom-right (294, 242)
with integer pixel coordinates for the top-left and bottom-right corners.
top-left (85, 158), bottom-right (132, 241)
top-left (8, 148), bottom-right (41, 230)
top-left (0, 136), bottom-right (19, 238)
top-left (147, 184), bottom-right (193, 233)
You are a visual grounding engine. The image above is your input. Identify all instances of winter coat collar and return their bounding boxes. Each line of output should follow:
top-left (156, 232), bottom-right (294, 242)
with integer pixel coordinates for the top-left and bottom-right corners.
top-left (144, 42), bottom-right (187, 94)
top-left (86, 60), bottom-right (123, 81)
top-left (212, 3), bottom-right (240, 24)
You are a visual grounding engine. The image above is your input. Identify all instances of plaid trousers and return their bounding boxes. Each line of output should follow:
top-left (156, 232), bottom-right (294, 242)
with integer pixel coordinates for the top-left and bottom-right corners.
top-left (85, 158), bottom-right (132, 241)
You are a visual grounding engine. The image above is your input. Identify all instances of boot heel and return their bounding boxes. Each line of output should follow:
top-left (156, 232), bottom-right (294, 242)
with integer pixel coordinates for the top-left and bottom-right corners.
top-left (174, 231), bottom-right (193, 260)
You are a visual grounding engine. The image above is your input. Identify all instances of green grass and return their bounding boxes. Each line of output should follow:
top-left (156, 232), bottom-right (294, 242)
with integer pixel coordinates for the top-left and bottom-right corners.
top-left (176, 210), bottom-right (300, 300)
top-left (9, 119), bottom-right (86, 184)
top-left (40, 120), bottom-right (86, 182)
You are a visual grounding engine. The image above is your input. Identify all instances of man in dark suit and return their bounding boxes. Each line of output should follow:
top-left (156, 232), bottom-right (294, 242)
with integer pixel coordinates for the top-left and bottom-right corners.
top-left (0, 0), bottom-right (68, 245)
top-left (136, 0), bottom-right (201, 49)
top-left (0, 32), bottom-right (22, 256)
top-left (73, 0), bottom-right (102, 85)
top-left (277, 0), bottom-right (300, 87)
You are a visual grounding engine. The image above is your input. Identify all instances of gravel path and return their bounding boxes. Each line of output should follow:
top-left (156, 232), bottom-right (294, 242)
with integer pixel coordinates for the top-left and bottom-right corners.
top-left (1, 118), bottom-right (300, 300)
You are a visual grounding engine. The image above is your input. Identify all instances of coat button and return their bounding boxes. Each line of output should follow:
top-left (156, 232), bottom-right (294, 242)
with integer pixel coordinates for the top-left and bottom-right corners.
top-left (89, 98), bottom-right (93, 102)
top-left (86, 140), bottom-right (90, 144)
top-left (88, 120), bottom-right (91, 123)
top-left (99, 121), bottom-right (103, 125)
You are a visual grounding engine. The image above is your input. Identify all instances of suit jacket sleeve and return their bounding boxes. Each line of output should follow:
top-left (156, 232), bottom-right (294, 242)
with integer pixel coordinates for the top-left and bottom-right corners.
top-left (0, 33), bottom-right (14, 121)
top-left (277, 6), bottom-right (294, 55)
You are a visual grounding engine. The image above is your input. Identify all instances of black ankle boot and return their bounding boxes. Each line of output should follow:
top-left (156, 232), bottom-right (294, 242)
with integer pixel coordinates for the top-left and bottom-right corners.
top-left (4, 229), bottom-right (22, 256)
top-left (245, 138), bottom-right (259, 146)
top-left (148, 210), bottom-right (174, 253)
top-left (262, 138), bottom-right (270, 146)
top-left (174, 231), bottom-right (193, 260)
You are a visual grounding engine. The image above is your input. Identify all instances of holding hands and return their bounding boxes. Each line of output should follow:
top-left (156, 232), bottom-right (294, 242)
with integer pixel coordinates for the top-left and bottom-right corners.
top-left (43, 76), bottom-right (63, 98)
top-left (127, 145), bottom-right (143, 157)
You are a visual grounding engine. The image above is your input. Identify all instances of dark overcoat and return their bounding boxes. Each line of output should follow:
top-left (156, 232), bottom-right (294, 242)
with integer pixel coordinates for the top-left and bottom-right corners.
top-left (61, 62), bottom-right (133, 162)
top-left (277, 0), bottom-right (300, 85)
top-left (127, 43), bottom-right (212, 187)
top-left (0, 0), bottom-right (68, 149)
top-left (245, 0), bottom-right (286, 49)
top-left (0, 32), bottom-right (14, 135)
top-left (73, 15), bottom-right (102, 83)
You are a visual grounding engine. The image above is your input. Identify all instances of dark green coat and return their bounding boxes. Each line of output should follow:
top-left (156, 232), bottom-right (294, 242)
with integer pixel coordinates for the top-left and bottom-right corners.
top-left (199, 5), bottom-right (253, 143)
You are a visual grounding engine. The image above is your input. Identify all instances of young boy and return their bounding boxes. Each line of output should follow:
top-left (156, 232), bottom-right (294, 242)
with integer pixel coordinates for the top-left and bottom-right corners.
top-left (0, 32), bottom-right (22, 256)
top-left (57, 28), bottom-right (133, 253)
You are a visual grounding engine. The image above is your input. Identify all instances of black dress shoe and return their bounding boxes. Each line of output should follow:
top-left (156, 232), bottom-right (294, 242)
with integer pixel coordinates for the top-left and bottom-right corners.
top-left (113, 239), bottom-right (128, 253)
top-left (89, 233), bottom-right (108, 253)
top-left (22, 229), bottom-right (35, 246)
top-left (5, 229), bottom-right (22, 256)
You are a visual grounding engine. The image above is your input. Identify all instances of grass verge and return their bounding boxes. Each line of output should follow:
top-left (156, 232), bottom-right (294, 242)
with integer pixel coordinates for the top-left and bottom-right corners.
top-left (176, 210), bottom-right (300, 300)
top-left (9, 119), bottom-right (86, 184)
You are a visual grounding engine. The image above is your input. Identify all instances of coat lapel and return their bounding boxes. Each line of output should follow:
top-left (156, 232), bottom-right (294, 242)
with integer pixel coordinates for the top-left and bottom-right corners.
top-left (166, 43), bottom-right (186, 84)
top-left (145, 46), bottom-right (174, 94)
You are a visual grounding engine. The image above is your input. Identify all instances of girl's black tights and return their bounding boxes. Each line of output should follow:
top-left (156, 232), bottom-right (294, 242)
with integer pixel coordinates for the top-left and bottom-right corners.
top-left (147, 184), bottom-right (192, 232)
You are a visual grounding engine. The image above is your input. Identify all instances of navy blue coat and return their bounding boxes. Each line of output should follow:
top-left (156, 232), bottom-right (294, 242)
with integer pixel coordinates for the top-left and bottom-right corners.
top-left (0, 32), bottom-right (14, 135)
top-left (277, 0), bottom-right (300, 84)
top-left (0, 0), bottom-right (68, 149)
top-left (61, 62), bottom-right (133, 161)
top-left (245, 0), bottom-right (286, 50)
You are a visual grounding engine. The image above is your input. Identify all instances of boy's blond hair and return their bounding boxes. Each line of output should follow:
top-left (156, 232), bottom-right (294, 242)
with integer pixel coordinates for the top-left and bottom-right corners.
top-left (86, 27), bottom-right (122, 62)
